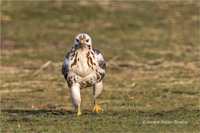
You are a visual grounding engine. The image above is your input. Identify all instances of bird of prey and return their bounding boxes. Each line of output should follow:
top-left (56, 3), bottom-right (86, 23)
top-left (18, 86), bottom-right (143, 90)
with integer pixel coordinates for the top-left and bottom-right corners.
top-left (62, 33), bottom-right (106, 115)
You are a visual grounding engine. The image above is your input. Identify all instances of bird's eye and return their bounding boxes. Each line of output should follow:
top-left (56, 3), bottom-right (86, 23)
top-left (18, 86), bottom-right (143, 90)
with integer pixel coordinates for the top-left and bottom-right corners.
top-left (76, 39), bottom-right (79, 42)
top-left (86, 39), bottom-right (89, 42)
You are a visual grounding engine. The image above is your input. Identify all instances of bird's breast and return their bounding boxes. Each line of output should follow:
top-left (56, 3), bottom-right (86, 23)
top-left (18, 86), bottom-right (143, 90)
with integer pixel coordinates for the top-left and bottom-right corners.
top-left (69, 50), bottom-right (96, 77)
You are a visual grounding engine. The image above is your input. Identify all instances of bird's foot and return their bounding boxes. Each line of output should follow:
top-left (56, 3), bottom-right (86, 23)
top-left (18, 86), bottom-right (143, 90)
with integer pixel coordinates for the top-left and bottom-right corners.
top-left (77, 106), bottom-right (82, 116)
top-left (77, 111), bottom-right (82, 116)
top-left (92, 104), bottom-right (104, 114)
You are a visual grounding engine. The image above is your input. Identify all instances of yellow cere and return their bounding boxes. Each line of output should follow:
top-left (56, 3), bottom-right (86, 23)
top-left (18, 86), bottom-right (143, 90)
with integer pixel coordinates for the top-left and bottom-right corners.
top-left (80, 40), bottom-right (84, 43)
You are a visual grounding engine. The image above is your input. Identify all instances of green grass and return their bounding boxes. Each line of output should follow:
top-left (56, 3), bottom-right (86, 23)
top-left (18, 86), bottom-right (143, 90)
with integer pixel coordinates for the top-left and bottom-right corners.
top-left (1, 1), bottom-right (199, 132)
top-left (1, 109), bottom-right (199, 132)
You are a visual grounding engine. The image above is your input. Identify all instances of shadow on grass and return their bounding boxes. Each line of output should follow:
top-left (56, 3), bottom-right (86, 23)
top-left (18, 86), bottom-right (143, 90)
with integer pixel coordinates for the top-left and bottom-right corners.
top-left (1, 109), bottom-right (108, 116)
top-left (2, 108), bottom-right (199, 117)
top-left (1, 109), bottom-right (76, 115)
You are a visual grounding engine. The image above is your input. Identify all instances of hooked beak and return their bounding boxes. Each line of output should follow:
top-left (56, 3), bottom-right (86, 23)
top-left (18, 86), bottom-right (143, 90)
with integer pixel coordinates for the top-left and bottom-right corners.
top-left (78, 40), bottom-right (85, 48)
top-left (80, 40), bottom-right (84, 44)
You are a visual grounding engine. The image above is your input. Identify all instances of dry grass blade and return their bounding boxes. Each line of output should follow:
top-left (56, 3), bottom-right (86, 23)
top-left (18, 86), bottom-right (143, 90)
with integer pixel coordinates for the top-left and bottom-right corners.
top-left (32, 61), bottom-right (51, 76)
top-left (1, 89), bottom-right (33, 94)
top-left (106, 55), bottom-right (120, 66)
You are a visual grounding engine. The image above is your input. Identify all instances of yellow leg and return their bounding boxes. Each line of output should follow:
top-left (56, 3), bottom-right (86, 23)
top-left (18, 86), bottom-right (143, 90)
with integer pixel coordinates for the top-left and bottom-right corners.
top-left (77, 106), bottom-right (82, 116)
top-left (92, 99), bottom-right (104, 113)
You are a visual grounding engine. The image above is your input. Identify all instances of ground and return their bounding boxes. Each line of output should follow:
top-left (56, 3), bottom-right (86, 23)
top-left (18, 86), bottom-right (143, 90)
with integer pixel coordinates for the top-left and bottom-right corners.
top-left (1, 1), bottom-right (199, 132)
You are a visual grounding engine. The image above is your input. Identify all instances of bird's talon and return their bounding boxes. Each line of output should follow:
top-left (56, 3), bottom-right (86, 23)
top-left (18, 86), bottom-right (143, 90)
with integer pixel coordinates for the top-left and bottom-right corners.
top-left (77, 111), bottom-right (82, 116)
top-left (77, 106), bottom-right (82, 116)
top-left (92, 104), bottom-right (103, 113)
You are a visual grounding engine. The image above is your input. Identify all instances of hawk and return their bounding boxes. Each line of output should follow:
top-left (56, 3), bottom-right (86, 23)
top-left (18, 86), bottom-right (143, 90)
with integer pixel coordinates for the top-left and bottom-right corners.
top-left (62, 33), bottom-right (106, 115)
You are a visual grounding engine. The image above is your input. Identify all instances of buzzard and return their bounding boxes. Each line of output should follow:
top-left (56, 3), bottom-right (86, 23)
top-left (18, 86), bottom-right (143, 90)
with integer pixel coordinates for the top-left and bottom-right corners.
top-left (62, 33), bottom-right (106, 115)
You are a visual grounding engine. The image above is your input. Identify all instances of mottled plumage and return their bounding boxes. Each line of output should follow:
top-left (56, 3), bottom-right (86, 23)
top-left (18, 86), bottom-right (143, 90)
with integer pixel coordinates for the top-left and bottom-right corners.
top-left (62, 33), bottom-right (106, 115)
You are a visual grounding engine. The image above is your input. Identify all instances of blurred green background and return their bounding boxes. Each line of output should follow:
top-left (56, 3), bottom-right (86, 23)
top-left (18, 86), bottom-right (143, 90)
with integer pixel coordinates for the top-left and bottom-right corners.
top-left (1, 1), bottom-right (199, 132)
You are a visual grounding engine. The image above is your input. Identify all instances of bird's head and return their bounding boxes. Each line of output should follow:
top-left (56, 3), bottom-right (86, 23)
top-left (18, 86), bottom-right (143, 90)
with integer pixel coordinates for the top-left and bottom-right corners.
top-left (73, 33), bottom-right (92, 50)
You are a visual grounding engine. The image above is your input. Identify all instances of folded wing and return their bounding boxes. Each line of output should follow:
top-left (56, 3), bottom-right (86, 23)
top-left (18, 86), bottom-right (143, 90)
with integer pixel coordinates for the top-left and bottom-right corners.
top-left (62, 52), bottom-right (71, 79)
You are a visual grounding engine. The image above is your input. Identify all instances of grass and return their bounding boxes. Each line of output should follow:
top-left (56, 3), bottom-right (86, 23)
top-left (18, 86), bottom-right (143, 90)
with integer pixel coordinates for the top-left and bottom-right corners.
top-left (1, 1), bottom-right (199, 132)
top-left (1, 109), bottom-right (199, 132)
